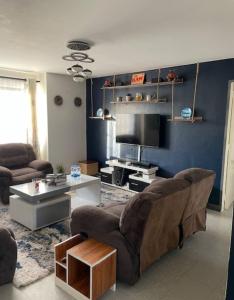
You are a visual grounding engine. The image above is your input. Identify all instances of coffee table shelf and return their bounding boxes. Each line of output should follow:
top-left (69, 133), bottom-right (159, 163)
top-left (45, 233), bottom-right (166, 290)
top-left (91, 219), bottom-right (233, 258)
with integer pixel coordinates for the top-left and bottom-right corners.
top-left (55, 235), bottom-right (117, 300)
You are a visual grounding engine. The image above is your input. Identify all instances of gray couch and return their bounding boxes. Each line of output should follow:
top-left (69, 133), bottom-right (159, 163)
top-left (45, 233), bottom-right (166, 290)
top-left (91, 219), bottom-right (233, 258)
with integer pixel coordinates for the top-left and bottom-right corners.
top-left (70, 168), bottom-right (215, 285)
top-left (0, 227), bottom-right (17, 285)
top-left (0, 143), bottom-right (53, 204)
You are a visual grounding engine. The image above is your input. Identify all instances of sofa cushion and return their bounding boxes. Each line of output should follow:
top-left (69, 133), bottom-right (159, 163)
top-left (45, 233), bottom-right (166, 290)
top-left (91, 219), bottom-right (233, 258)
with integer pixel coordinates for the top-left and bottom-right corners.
top-left (0, 143), bottom-right (35, 168)
top-left (11, 167), bottom-right (36, 177)
top-left (12, 171), bottom-right (44, 185)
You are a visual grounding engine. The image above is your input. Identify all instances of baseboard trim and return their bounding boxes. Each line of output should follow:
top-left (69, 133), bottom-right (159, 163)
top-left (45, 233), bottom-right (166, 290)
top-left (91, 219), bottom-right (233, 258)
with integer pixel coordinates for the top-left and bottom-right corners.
top-left (207, 203), bottom-right (221, 212)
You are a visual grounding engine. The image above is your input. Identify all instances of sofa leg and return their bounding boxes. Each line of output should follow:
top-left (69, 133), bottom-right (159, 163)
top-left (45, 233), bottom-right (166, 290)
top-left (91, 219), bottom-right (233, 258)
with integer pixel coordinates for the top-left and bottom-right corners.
top-left (0, 188), bottom-right (10, 205)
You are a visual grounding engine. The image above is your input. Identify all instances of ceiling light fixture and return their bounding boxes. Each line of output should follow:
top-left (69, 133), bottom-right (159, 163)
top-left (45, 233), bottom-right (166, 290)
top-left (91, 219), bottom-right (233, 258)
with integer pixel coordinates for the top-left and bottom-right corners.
top-left (66, 67), bottom-right (74, 75)
top-left (71, 64), bottom-right (83, 73)
top-left (62, 40), bottom-right (94, 82)
top-left (73, 74), bottom-right (85, 82)
top-left (82, 69), bottom-right (92, 77)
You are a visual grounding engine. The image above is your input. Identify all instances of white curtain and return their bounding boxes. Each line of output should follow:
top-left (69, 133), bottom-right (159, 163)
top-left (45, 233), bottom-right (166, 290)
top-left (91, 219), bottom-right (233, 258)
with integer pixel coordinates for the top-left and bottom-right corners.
top-left (0, 77), bottom-right (29, 144)
top-left (27, 78), bottom-right (40, 158)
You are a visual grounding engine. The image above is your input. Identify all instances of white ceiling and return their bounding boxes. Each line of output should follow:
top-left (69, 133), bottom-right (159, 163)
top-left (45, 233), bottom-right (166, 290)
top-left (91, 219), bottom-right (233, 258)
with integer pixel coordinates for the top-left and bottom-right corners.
top-left (0, 0), bottom-right (234, 77)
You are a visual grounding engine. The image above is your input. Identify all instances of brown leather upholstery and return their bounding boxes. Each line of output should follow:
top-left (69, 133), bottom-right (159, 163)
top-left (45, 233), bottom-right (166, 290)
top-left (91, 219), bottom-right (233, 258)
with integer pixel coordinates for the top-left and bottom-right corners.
top-left (70, 168), bottom-right (215, 285)
top-left (0, 143), bottom-right (53, 204)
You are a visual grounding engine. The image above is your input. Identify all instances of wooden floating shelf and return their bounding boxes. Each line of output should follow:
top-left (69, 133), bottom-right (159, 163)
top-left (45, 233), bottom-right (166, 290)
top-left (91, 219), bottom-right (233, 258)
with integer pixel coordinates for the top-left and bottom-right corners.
top-left (101, 80), bottom-right (183, 90)
top-left (167, 116), bottom-right (203, 123)
top-left (110, 99), bottom-right (167, 104)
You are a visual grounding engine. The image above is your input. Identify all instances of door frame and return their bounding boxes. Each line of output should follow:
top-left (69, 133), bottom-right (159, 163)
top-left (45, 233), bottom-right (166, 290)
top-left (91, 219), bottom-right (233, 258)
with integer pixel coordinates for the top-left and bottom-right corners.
top-left (221, 80), bottom-right (234, 211)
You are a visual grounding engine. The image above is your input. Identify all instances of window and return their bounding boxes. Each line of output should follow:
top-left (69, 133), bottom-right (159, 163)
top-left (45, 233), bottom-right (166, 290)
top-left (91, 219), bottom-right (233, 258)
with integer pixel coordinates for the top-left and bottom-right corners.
top-left (0, 77), bottom-right (29, 143)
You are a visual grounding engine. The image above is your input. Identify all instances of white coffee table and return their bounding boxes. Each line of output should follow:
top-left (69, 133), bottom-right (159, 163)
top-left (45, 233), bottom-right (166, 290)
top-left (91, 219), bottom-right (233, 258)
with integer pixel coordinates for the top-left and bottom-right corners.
top-left (9, 174), bottom-right (101, 230)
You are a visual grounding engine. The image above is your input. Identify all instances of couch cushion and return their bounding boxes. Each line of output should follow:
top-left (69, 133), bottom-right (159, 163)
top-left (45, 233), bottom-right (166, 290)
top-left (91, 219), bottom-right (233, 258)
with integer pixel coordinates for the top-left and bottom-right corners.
top-left (11, 167), bottom-right (36, 177)
top-left (0, 143), bottom-right (35, 168)
top-left (12, 171), bottom-right (44, 185)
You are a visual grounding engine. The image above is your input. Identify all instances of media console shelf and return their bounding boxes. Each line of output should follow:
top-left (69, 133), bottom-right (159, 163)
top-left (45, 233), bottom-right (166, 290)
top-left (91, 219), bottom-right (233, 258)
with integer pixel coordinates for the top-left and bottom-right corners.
top-left (101, 160), bottom-right (164, 193)
top-left (55, 235), bottom-right (116, 300)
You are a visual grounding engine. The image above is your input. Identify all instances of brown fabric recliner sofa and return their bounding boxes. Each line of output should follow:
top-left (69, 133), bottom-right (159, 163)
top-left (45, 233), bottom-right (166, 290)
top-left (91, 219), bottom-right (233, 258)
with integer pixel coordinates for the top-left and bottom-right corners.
top-left (0, 227), bottom-right (17, 285)
top-left (70, 168), bottom-right (215, 285)
top-left (0, 143), bottom-right (53, 204)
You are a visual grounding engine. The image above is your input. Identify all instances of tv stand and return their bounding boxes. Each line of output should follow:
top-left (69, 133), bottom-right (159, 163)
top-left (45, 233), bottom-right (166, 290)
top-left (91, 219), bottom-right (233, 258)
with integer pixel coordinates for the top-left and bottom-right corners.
top-left (106, 159), bottom-right (158, 175)
top-left (101, 160), bottom-right (163, 193)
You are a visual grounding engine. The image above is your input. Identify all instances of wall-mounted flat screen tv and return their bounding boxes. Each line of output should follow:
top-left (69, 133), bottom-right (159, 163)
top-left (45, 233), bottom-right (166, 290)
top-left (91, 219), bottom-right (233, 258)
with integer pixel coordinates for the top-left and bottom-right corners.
top-left (116, 114), bottom-right (160, 147)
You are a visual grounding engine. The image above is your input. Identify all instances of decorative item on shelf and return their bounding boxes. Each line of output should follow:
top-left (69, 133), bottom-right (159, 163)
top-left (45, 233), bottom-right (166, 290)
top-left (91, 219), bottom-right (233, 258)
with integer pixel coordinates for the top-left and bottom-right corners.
top-left (54, 95), bottom-right (63, 106)
top-left (181, 107), bottom-right (192, 119)
top-left (96, 108), bottom-right (104, 117)
top-left (135, 92), bottom-right (143, 101)
top-left (116, 96), bottom-right (123, 102)
top-left (125, 94), bottom-right (131, 101)
top-left (167, 70), bottom-right (177, 82)
top-left (146, 94), bottom-right (151, 102)
top-left (62, 40), bottom-right (95, 83)
top-left (74, 97), bottom-right (82, 107)
top-left (103, 80), bottom-right (113, 87)
top-left (131, 73), bottom-right (145, 85)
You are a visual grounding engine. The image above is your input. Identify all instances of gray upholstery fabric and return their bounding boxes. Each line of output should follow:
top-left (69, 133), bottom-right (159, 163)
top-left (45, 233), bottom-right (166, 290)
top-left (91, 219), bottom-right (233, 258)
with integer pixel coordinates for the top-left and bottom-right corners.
top-left (0, 143), bottom-right (53, 204)
top-left (0, 227), bottom-right (17, 285)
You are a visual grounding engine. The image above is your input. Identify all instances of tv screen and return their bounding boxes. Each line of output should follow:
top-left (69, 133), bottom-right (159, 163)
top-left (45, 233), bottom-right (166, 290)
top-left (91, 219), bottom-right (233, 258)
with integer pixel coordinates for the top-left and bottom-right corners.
top-left (116, 114), bottom-right (160, 147)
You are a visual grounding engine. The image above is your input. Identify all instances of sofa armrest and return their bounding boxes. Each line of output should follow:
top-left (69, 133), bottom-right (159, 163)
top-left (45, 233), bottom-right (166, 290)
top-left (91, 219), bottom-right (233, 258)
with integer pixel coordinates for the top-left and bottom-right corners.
top-left (28, 160), bottom-right (52, 172)
top-left (0, 227), bottom-right (17, 285)
top-left (70, 205), bottom-right (120, 236)
top-left (0, 166), bottom-right (12, 178)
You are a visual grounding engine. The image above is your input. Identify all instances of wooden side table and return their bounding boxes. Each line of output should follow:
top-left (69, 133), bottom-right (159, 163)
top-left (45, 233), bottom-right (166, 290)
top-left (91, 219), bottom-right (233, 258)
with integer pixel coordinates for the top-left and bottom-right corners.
top-left (55, 235), bottom-right (116, 300)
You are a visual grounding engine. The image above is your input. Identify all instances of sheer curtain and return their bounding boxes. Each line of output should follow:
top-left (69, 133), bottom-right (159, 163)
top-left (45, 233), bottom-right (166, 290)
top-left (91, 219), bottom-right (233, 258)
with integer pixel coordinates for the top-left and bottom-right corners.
top-left (0, 77), bottom-right (29, 143)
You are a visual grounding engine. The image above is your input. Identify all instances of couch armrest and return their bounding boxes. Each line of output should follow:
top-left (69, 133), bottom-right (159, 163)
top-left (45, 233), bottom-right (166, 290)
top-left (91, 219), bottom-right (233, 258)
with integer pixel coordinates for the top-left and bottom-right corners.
top-left (28, 160), bottom-right (52, 172)
top-left (0, 227), bottom-right (17, 285)
top-left (0, 166), bottom-right (12, 178)
top-left (70, 205), bottom-right (120, 236)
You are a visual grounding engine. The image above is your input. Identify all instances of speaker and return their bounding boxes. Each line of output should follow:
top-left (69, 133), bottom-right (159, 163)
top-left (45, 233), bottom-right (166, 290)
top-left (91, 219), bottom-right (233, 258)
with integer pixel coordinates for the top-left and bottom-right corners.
top-left (113, 167), bottom-right (135, 186)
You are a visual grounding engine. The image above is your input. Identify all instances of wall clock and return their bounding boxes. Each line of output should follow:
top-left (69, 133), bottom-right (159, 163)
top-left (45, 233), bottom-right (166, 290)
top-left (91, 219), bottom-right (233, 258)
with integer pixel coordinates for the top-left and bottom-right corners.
top-left (54, 95), bottom-right (63, 106)
top-left (74, 97), bottom-right (82, 107)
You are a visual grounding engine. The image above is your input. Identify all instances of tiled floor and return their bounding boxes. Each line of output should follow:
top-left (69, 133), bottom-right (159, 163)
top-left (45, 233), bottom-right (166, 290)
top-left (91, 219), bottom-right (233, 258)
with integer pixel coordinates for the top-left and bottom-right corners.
top-left (0, 206), bottom-right (232, 300)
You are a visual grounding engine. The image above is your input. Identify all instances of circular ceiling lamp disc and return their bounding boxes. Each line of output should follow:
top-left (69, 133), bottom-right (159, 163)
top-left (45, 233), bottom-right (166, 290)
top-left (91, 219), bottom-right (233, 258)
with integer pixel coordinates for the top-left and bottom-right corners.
top-left (67, 40), bottom-right (90, 51)
top-left (62, 55), bottom-right (76, 61)
top-left (71, 52), bottom-right (88, 60)
top-left (80, 57), bottom-right (95, 63)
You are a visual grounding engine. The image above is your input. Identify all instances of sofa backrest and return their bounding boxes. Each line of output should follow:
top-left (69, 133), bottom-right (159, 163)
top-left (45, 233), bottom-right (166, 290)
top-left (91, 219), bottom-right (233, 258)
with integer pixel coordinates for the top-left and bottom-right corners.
top-left (0, 143), bottom-right (36, 168)
top-left (174, 168), bottom-right (216, 221)
top-left (120, 178), bottom-right (191, 272)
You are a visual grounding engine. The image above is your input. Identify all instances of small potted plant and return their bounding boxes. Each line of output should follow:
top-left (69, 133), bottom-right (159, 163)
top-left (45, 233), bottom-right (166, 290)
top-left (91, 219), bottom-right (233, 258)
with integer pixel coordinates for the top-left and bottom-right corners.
top-left (56, 164), bottom-right (65, 174)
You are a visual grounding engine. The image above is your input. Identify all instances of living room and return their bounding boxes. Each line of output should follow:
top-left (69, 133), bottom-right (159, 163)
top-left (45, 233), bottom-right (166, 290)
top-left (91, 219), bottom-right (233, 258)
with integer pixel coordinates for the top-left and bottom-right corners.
top-left (0, 1), bottom-right (234, 300)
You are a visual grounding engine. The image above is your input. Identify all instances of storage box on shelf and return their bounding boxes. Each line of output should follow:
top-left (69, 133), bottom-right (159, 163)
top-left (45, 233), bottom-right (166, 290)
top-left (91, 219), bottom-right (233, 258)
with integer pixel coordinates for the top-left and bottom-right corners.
top-left (55, 235), bottom-right (116, 300)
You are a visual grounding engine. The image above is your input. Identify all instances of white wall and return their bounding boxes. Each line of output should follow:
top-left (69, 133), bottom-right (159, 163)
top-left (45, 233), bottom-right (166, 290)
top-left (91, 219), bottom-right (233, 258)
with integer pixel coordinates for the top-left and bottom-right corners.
top-left (46, 73), bottom-right (86, 172)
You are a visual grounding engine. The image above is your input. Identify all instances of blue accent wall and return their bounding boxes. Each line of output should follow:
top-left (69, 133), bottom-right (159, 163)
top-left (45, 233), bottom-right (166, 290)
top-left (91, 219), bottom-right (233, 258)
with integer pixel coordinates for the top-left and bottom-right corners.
top-left (86, 59), bottom-right (234, 206)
